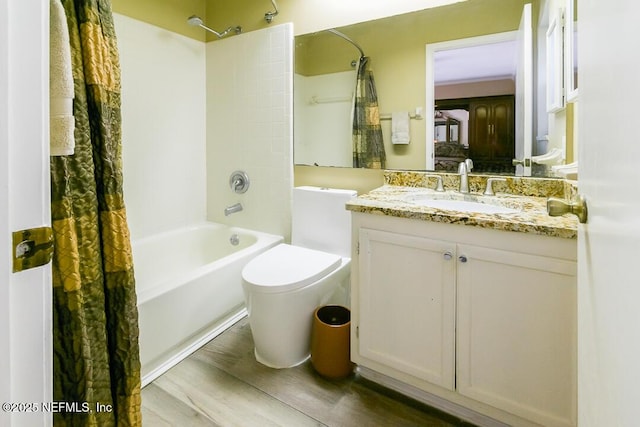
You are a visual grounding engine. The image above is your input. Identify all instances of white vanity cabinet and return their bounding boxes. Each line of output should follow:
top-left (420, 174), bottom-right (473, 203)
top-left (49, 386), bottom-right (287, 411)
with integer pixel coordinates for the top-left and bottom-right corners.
top-left (351, 212), bottom-right (577, 427)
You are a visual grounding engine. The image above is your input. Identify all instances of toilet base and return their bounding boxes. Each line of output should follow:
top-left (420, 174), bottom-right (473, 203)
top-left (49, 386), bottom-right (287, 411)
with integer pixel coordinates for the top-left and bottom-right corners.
top-left (255, 349), bottom-right (309, 369)
top-left (243, 257), bottom-right (351, 370)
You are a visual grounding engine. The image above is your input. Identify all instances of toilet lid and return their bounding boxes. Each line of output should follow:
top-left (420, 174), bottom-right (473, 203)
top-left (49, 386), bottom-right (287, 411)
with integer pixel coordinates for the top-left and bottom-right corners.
top-left (242, 244), bottom-right (342, 293)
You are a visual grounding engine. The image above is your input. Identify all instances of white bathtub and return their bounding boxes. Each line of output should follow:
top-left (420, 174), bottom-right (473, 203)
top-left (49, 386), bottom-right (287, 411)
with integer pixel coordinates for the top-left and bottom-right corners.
top-left (133, 222), bottom-right (283, 386)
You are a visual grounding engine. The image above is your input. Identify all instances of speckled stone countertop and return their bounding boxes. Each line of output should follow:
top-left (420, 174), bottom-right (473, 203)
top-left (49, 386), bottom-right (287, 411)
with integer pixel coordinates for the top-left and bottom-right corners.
top-left (346, 172), bottom-right (578, 239)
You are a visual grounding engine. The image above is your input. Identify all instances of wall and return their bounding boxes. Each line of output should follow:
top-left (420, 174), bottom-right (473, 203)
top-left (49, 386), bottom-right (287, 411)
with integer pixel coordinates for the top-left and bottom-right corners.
top-left (112, 0), bottom-right (206, 41)
top-left (206, 24), bottom-right (294, 240)
top-left (435, 79), bottom-right (516, 99)
top-left (206, 0), bottom-right (467, 37)
top-left (116, 14), bottom-right (207, 240)
top-left (294, 166), bottom-right (384, 195)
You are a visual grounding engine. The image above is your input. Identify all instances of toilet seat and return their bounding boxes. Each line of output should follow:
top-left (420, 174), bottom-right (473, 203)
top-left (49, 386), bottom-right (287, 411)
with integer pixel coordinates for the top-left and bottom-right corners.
top-left (242, 244), bottom-right (342, 293)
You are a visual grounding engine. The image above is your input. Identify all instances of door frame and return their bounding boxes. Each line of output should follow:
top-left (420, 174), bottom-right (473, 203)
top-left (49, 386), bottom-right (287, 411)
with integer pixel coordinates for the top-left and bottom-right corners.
top-left (425, 30), bottom-right (519, 171)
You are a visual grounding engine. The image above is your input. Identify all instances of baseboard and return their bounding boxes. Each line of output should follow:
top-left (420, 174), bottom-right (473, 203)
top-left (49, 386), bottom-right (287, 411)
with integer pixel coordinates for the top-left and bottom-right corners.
top-left (356, 366), bottom-right (510, 427)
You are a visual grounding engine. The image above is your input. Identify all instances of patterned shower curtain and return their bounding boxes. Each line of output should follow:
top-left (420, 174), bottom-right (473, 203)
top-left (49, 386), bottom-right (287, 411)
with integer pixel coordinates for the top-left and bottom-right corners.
top-left (50, 0), bottom-right (142, 425)
top-left (352, 56), bottom-right (386, 169)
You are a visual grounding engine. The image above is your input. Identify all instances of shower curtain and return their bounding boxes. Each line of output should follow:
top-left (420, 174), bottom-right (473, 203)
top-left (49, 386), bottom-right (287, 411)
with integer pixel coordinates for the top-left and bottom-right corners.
top-left (50, 0), bottom-right (141, 425)
top-left (352, 56), bottom-right (386, 169)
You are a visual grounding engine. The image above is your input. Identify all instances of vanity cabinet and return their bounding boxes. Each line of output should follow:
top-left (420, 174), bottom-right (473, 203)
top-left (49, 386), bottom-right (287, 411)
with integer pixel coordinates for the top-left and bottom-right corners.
top-left (351, 213), bottom-right (577, 427)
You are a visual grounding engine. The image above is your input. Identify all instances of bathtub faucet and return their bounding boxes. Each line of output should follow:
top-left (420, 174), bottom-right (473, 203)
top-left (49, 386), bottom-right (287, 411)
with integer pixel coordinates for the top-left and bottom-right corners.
top-left (224, 202), bottom-right (243, 216)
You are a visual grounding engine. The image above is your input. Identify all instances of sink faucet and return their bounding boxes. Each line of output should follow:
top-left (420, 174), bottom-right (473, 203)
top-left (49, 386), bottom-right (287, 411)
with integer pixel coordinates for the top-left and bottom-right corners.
top-left (458, 159), bottom-right (473, 193)
top-left (224, 202), bottom-right (243, 216)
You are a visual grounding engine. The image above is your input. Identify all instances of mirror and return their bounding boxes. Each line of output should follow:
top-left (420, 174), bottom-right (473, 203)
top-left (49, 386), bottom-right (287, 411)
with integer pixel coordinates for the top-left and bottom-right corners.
top-left (565, 0), bottom-right (578, 102)
top-left (546, 9), bottom-right (564, 113)
top-left (294, 0), bottom-right (563, 177)
top-left (425, 28), bottom-right (528, 175)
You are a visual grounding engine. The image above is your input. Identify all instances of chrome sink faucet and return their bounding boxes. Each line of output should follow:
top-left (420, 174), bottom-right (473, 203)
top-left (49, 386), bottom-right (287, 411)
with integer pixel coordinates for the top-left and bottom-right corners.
top-left (458, 159), bottom-right (473, 193)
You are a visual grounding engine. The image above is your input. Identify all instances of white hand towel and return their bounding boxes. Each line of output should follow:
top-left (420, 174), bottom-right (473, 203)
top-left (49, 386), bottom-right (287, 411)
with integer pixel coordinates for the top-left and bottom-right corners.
top-left (50, 0), bottom-right (75, 156)
top-left (391, 111), bottom-right (410, 144)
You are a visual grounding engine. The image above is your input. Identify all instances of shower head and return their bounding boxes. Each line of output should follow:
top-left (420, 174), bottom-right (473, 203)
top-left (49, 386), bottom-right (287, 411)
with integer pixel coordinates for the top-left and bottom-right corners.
top-left (264, 0), bottom-right (279, 23)
top-left (186, 15), bottom-right (242, 38)
top-left (187, 15), bottom-right (204, 27)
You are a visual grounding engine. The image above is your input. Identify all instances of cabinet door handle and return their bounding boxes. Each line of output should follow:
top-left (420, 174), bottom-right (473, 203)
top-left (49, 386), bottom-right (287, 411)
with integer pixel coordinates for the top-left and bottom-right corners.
top-left (443, 251), bottom-right (453, 260)
top-left (458, 255), bottom-right (468, 263)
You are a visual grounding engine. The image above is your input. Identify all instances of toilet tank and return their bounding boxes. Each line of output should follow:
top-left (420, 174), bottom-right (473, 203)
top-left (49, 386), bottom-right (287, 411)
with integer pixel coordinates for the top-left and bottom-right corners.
top-left (291, 186), bottom-right (357, 258)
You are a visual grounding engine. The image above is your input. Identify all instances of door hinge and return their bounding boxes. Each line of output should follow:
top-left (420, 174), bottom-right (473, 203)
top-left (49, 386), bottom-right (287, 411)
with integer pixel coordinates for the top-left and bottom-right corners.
top-left (356, 242), bottom-right (359, 255)
top-left (356, 325), bottom-right (359, 338)
top-left (12, 226), bottom-right (54, 273)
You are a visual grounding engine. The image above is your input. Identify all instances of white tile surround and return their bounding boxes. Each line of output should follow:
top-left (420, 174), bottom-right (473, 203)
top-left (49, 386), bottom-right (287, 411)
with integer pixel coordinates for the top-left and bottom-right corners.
top-left (294, 71), bottom-right (355, 168)
top-left (117, 14), bottom-right (207, 240)
top-left (116, 14), bottom-right (293, 241)
top-left (206, 24), bottom-right (294, 240)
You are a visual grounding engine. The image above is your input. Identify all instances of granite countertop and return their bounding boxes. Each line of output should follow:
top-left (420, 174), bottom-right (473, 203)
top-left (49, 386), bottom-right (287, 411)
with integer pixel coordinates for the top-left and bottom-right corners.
top-left (346, 184), bottom-right (578, 239)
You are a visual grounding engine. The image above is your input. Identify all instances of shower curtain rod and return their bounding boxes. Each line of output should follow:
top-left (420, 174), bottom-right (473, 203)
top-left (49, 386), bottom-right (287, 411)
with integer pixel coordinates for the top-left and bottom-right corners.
top-left (326, 29), bottom-right (365, 59)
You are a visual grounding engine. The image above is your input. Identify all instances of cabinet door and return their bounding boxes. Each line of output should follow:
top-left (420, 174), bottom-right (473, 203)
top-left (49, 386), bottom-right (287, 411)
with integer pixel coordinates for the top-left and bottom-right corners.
top-left (456, 244), bottom-right (576, 427)
top-left (490, 97), bottom-right (515, 162)
top-left (468, 102), bottom-right (492, 161)
top-left (358, 228), bottom-right (456, 390)
top-left (469, 96), bottom-right (515, 172)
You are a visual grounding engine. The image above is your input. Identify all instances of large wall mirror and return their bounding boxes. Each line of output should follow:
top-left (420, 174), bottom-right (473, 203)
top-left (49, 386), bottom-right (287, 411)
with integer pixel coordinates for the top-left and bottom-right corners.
top-left (294, 0), bottom-right (568, 177)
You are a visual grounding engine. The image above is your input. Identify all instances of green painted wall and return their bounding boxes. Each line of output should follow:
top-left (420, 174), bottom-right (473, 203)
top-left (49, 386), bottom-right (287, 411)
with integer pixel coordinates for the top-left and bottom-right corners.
top-left (112, 0), bottom-right (206, 41)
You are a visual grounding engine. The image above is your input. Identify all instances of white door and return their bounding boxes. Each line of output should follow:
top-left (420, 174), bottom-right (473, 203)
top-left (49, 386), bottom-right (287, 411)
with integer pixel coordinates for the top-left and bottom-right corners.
top-left (577, 0), bottom-right (640, 426)
top-left (0, 1), bottom-right (52, 426)
top-left (514, 2), bottom-right (533, 176)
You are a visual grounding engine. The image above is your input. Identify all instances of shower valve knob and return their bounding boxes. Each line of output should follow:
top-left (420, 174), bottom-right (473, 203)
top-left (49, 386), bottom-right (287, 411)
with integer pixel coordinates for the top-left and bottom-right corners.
top-left (229, 171), bottom-right (250, 194)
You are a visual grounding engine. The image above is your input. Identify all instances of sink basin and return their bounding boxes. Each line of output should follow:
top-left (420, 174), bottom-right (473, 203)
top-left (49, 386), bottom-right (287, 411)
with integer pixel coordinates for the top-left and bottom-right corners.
top-left (404, 194), bottom-right (520, 214)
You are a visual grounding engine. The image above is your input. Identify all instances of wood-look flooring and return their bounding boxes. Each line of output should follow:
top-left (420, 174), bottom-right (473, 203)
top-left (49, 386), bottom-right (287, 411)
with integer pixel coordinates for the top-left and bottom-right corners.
top-left (141, 317), bottom-right (476, 427)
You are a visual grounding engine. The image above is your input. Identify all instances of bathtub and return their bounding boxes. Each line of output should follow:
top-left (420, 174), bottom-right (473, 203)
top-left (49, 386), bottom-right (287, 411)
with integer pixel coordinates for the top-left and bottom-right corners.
top-left (133, 222), bottom-right (283, 386)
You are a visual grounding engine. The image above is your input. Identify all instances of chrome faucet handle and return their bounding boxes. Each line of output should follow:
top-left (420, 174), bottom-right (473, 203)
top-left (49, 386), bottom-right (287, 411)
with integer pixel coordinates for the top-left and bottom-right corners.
top-left (483, 177), bottom-right (507, 196)
top-left (425, 174), bottom-right (445, 192)
top-left (465, 158), bottom-right (473, 172)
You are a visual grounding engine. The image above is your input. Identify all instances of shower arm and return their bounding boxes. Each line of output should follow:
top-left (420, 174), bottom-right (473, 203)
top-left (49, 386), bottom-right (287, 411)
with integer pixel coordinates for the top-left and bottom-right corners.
top-left (326, 29), bottom-right (365, 60)
top-left (200, 23), bottom-right (242, 39)
top-left (187, 15), bottom-right (241, 38)
top-left (265, 0), bottom-right (279, 23)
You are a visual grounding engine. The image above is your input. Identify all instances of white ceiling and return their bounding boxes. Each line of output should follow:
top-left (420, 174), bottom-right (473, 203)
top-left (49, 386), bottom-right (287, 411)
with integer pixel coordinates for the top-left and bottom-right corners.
top-left (434, 40), bottom-right (517, 85)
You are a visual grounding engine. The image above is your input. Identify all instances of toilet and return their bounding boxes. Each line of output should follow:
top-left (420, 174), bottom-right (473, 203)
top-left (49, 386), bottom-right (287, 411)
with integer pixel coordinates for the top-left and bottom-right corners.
top-left (241, 186), bottom-right (356, 368)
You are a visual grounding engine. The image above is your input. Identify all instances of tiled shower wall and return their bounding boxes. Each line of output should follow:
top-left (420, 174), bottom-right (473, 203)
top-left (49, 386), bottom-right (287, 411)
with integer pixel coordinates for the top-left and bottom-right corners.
top-left (206, 24), bottom-right (294, 241)
top-left (118, 14), bottom-right (207, 240)
top-left (118, 15), bottom-right (293, 241)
